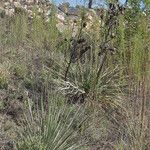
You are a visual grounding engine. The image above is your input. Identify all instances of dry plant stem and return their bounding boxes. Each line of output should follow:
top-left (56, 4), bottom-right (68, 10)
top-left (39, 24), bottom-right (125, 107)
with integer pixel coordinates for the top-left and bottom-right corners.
top-left (64, 16), bottom-right (85, 81)
top-left (77, 58), bottom-right (84, 83)
top-left (96, 52), bottom-right (107, 84)
top-left (125, 0), bottom-right (128, 6)
top-left (140, 77), bottom-right (147, 137)
top-left (95, 2), bottom-right (121, 87)
top-left (95, 25), bottom-right (111, 86)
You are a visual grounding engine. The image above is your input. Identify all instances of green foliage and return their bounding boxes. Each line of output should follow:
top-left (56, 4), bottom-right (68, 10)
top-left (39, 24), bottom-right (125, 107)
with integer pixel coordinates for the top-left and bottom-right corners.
top-left (0, 66), bottom-right (9, 89)
top-left (0, 101), bottom-right (4, 111)
top-left (13, 64), bottom-right (28, 78)
top-left (31, 15), bottom-right (47, 47)
top-left (9, 12), bottom-right (28, 46)
top-left (16, 95), bottom-right (86, 150)
top-left (130, 33), bottom-right (144, 78)
top-left (30, 6), bottom-right (59, 50)
top-left (24, 76), bottom-right (34, 90)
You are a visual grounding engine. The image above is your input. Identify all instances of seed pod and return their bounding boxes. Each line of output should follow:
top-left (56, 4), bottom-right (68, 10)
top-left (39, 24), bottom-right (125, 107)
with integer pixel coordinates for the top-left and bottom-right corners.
top-left (83, 22), bottom-right (87, 28)
top-left (73, 19), bottom-right (77, 23)
top-left (78, 38), bottom-right (85, 44)
top-left (109, 47), bottom-right (116, 54)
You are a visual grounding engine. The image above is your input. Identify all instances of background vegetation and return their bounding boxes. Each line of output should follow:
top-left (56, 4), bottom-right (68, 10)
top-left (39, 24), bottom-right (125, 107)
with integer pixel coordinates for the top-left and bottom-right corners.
top-left (0, 0), bottom-right (150, 149)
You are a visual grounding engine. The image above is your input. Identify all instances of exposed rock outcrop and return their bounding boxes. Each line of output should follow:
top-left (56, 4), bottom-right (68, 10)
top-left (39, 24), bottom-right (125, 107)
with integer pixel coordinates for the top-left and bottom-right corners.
top-left (0, 0), bottom-right (52, 18)
top-left (0, 1), bottom-right (104, 36)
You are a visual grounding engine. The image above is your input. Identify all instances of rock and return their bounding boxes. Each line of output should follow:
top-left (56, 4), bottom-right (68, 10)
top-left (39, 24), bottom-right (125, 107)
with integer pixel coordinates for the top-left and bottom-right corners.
top-left (4, 2), bottom-right (10, 8)
top-left (57, 13), bottom-right (65, 22)
top-left (56, 22), bottom-right (67, 33)
top-left (26, 0), bottom-right (34, 5)
top-left (0, 0), bottom-right (103, 36)
top-left (13, 2), bottom-right (21, 8)
top-left (5, 8), bottom-right (15, 16)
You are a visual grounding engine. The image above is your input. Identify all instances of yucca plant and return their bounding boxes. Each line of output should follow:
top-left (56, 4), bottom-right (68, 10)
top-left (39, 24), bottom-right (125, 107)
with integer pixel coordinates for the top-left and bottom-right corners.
top-left (15, 94), bottom-right (87, 150)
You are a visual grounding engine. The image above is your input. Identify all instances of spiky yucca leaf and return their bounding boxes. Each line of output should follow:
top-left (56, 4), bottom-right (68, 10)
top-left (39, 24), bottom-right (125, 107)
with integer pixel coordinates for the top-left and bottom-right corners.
top-left (16, 95), bottom-right (86, 150)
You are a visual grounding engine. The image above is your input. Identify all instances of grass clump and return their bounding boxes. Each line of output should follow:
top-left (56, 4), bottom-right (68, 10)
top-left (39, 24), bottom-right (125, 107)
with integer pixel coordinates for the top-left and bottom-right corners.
top-left (16, 95), bottom-right (86, 150)
top-left (0, 65), bottom-right (10, 89)
top-left (12, 64), bottom-right (28, 79)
